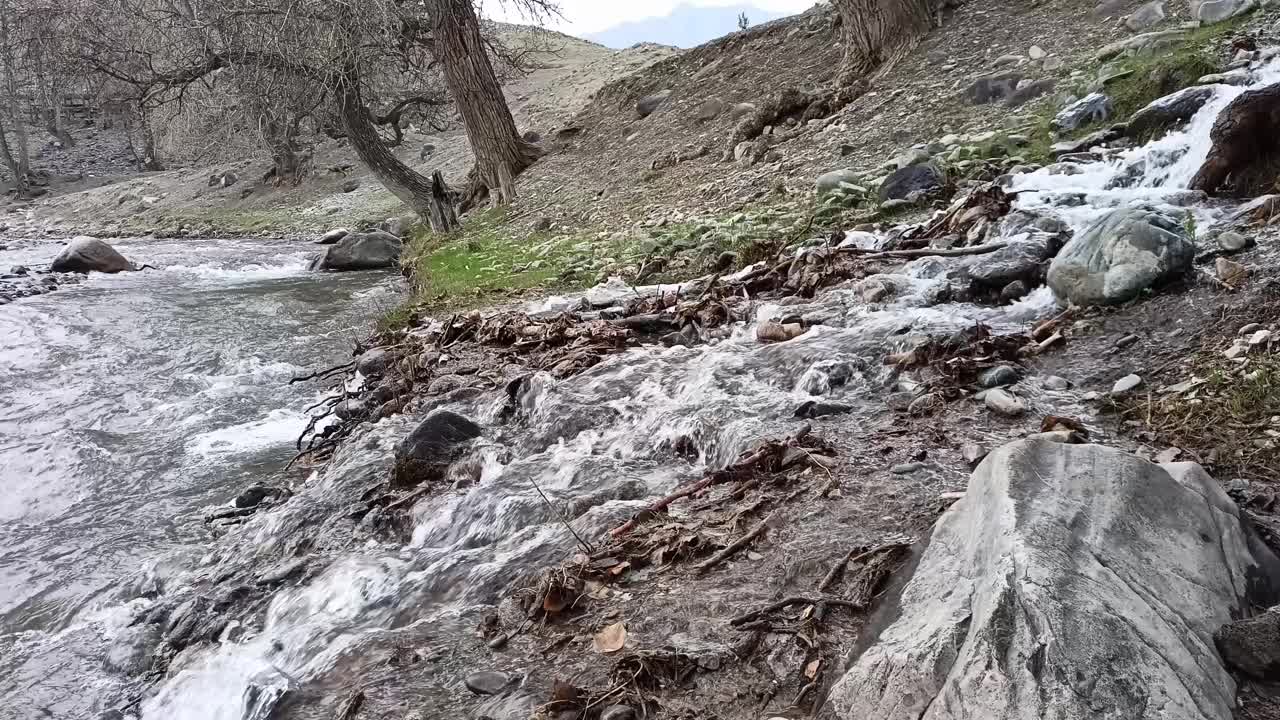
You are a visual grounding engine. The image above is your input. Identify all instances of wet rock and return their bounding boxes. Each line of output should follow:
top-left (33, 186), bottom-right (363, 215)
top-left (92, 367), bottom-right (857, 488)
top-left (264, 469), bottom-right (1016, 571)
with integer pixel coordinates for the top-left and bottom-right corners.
top-left (978, 365), bottom-right (1019, 389)
top-left (312, 230), bottom-right (402, 272)
top-left (984, 388), bottom-right (1025, 417)
top-left (1047, 207), bottom-right (1194, 306)
top-left (878, 162), bottom-right (943, 202)
top-left (1050, 126), bottom-right (1125, 157)
top-left (1216, 609), bottom-right (1280, 680)
top-left (891, 462), bottom-right (927, 475)
top-left (827, 436), bottom-right (1268, 720)
top-left (234, 484), bottom-right (271, 509)
top-left (1000, 280), bottom-right (1029, 302)
top-left (600, 705), bottom-right (637, 720)
top-left (1126, 0), bottom-right (1165, 30)
top-left (1190, 82), bottom-right (1280, 197)
top-left (961, 443), bottom-right (988, 465)
top-left (419, 143), bottom-right (436, 159)
top-left (1129, 86), bottom-right (1214, 140)
top-left (104, 624), bottom-right (161, 675)
top-left (334, 398), bottom-right (369, 420)
top-left (757, 321), bottom-right (805, 343)
top-left (1043, 375), bottom-right (1070, 391)
top-left (1113, 373), bottom-right (1143, 393)
top-left (1198, 69), bottom-right (1252, 86)
top-left (636, 90), bottom-right (670, 118)
top-left (356, 348), bottom-right (391, 378)
top-left (394, 411), bottom-right (482, 486)
top-left (1218, 231), bottom-right (1249, 251)
top-left (50, 237), bottom-right (133, 274)
top-left (968, 233), bottom-right (1061, 287)
top-left (1052, 92), bottom-right (1112, 132)
top-left (794, 400), bottom-right (854, 419)
top-left (464, 670), bottom-right (512, 696)
top-left (965, 71), bottom-right (1024, 105)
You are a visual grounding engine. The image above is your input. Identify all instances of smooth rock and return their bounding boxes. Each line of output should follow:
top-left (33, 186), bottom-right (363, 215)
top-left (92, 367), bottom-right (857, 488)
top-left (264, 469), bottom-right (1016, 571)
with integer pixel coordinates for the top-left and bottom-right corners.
top-left (891, 462), bottom-right (927, 475)
top-left (316, 228), bottom-right (349, 245)
top-left (312, 230), bottom-right (402, 272)
top-left (827, 436), bottom-right (1273, 720)
top-left (794, 400), bottom-right (854, 419)
top-left (1216, 609), bottom-right (1280, 680)
top-left (1006, 78), bottom-right (1056, 107)
top-left (356, 348), bottom-right (390, 378)
top-left (694, 97), bottom-right (725, 122)
top-left (1239, 323), bottom-right (1262, 335)
top-left (464, 670), bottom-right (511, 696)
top-left (1028, 45), bottom-right (1046, 60)
top-left (984, 388), bottom-right (1025, 417)
top-left (1249, 329), bottom-right (1273, 346)
top-left (1053, 92), bottom-right (1112, 132)
top-left (1194, 0), bottom-right (1257, 24)
top-left (815, 168), bottom-right (860, 198)
top-left (895, 147), bottom-right (932, 169)
top-left (1000, 279), bottom-right (1029, 302)
top-left (978, 365), bottom-right (1019, 388)
top-left (969, 233), bottom-right (1061, 287)
top-left (1218, 231), bottom-right (1249, 251)
top-left (50, 237), bottom-right (133, 274)
top-left (1113, 373), bottom-right (1143, 393)
top-left (1047, 207), bottom-right (1194, 306)
top-left (340, 179), bottom-right (360, 193)
top-left (1043, 375), bottom-right (1070, 391)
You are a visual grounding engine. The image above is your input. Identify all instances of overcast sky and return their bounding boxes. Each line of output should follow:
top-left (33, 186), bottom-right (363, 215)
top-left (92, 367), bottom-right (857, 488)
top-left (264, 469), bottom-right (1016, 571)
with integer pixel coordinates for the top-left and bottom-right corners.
top-left (485, 0), bottom-right (818, 36)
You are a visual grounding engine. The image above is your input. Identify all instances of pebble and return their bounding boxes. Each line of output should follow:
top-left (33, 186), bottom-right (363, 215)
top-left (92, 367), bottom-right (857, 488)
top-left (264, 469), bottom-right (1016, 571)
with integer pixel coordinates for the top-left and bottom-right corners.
top-left (1029, 45), bottom-right (1046, 60)
top-left (1219, 231), bottom-right (1249, 251)
top-left (978, 365), bottom-right (1019, 388)
top-left (961, 443), bottom-right (989, 465)
top-left (984, 388), bottom-right (1025, 417)
top-left (891, 462), bottom-right (928, 475)
top-left (1228, 478), bottom-right (1251, 494)
top-left (1112, 374), bottom-right (1143, 394)
top-left (1116, 334), bottom-right (1140, 349)
top-left (464, 671), bottom-right (511, 696)
top-left (1042, 375), bottom-right (1070, 391)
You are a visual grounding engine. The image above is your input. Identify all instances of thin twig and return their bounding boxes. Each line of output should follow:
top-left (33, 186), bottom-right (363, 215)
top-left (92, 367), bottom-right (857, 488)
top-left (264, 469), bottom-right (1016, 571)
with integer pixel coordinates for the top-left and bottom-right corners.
top-left (694, 513), bottom-right (772, 572)
top-left (529, 475), bottom-right (595, 555)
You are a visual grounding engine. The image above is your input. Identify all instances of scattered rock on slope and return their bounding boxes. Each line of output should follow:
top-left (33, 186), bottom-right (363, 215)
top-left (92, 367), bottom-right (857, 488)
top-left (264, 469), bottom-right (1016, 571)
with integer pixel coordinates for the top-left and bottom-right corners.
top-left (878, 162), bottom-right (944, 202)
top-left (310, 230), bottom-right (403, 272)
top-left (965, 71), bottom-right (1024, 105)
top-left (1193, 0), bottom-right (1257, 24)
top-left (636, 90), bottom-right (671, 118)
top-left (826, 434), bottom-right (1273, 720)
top-left (50, 237), bottom-right (134, 274)
top-left (1125, 0), bottom-right (1165, 31)
top-left (1052, 92), bottom-right (1112, 132)
top-left (1047, 207), bottom-right (1194, 306)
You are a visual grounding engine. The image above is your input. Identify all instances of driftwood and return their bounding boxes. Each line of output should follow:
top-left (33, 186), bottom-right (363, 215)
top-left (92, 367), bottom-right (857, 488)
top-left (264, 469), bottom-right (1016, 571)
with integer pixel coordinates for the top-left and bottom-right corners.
top-left (1190, 82), bottom-right (1280, 197)
top-left (693, 514), bottom-right (773, 572)
top-left (838, 241), bottom-right (1009, 260)
top-left (426, 170), bottom-right (459, 233)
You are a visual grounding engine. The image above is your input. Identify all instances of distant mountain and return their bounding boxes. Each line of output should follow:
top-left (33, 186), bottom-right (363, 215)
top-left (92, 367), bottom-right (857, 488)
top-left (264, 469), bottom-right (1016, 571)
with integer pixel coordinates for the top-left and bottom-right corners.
top-left (583, 4), bottom-right (789, 49)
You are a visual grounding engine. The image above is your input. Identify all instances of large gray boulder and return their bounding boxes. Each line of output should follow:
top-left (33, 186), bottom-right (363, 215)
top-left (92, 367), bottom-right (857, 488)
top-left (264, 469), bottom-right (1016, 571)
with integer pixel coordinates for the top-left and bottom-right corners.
top-left (1127, 85), bottom-right (1215, 139)
top-left (826, 435), bottom-right (1272, 720)
top-left (311, 230), bottom-right (402, 272)
top-left (1046, 207), bottom-right (1194, 306)
top-left (50, 236), bottom-right (134, 274)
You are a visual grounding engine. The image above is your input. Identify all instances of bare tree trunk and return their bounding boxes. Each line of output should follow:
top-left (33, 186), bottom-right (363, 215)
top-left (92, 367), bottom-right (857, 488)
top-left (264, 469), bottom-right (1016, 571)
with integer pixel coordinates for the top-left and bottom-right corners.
top-left (431, 0), bottom-right (540, 211)
top-left (262, 116), bottom-right (310, 186)
top-left (44, 104), bottom-right (75, 148)
top-left (124, 104), bottom-right (164, 171)
top-left (334, 69), bottom-right (438, 218)
top-left (426, 170), bottom-right (459, 233)
top-left (0, 1), bottom-right (27, 186)
top-left (0, 113), bottom-right (26, 198)
top-left (832, 0), bottom-right (935, 85)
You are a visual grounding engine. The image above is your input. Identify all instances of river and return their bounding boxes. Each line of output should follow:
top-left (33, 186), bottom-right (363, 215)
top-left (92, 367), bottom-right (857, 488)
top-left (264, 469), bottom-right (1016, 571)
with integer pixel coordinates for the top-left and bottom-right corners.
top-left (1, 57), bottom-right (1276, 720)
top-left (0, 237), bottom-right (400, 718)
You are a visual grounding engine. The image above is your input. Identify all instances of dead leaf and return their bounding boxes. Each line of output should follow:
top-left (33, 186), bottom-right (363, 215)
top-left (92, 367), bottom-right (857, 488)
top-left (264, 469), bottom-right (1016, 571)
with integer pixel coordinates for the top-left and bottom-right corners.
top-left (593, 622), bottom-right (628, 654)
top-left (551, 678), bottom-right (581, 703)
top-left (543, 587), bottom-right (571, 614)
top-left (805, 658), bottom-right (821, 679)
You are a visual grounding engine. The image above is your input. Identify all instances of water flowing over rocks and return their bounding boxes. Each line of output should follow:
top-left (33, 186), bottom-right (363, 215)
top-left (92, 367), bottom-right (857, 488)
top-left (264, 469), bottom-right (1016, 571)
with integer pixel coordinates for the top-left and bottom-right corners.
top-left (826, 434), bottom-right (1279, 720)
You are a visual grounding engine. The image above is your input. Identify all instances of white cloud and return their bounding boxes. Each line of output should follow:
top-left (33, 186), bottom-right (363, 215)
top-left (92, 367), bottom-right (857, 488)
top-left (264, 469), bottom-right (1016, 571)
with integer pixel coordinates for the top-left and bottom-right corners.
top-left (484, 0), bottom-right (819, 36)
